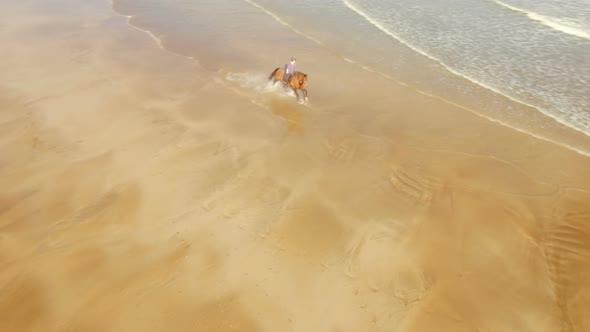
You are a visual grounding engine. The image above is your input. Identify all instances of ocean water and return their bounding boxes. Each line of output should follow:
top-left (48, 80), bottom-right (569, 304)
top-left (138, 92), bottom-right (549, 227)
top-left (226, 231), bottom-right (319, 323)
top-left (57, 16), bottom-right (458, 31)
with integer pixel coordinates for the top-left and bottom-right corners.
top-left (113, 0), bottom-right (590, 155)
top-left (342, 0), bottom-right (590, 136)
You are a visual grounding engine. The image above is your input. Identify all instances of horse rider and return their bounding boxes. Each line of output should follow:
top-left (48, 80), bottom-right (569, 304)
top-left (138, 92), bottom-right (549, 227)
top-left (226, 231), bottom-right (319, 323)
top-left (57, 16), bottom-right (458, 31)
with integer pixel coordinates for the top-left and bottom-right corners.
top-left (284, 56), bottom-right (297, 85)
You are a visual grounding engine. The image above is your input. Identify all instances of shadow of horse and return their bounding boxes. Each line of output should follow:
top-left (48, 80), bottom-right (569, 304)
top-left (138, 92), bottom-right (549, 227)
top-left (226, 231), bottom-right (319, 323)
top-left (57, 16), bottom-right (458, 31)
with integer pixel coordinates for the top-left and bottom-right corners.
top-left (269, 98), bottom-right (304, 135)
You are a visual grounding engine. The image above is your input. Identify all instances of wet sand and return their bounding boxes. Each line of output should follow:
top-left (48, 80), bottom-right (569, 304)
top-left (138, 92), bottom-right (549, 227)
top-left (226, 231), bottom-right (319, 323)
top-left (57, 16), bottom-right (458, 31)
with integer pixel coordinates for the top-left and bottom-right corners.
top-left (1, 1), bottom-right (590, 331)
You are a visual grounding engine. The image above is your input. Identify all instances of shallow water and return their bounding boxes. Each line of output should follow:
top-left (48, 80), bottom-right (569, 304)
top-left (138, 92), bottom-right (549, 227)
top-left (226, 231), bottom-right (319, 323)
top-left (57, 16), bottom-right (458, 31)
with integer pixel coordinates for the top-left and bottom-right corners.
top-left (114, 0), bottom-right (590, 155)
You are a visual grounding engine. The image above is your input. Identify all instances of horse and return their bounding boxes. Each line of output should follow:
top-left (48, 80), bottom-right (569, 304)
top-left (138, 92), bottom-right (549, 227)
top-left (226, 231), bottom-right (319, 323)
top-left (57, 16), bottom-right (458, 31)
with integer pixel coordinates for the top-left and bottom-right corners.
top-left (268, 67), bottom-right (308, 103)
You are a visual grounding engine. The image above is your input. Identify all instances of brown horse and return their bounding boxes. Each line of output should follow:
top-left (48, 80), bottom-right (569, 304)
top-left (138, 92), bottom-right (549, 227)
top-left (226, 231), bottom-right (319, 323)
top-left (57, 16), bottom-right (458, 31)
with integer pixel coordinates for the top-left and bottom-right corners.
top-left (268, 67), bottom-right (308, 103)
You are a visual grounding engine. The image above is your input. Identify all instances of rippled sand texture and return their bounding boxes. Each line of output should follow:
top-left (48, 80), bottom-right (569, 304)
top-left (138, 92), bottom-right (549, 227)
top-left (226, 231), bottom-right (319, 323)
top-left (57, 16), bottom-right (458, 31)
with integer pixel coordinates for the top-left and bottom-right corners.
top-left (1, 1), bottom-right (590, 332)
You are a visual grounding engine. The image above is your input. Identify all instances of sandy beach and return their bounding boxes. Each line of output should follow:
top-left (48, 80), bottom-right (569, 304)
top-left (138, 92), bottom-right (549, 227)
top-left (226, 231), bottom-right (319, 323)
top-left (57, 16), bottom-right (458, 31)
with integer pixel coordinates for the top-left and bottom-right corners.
top-left (1, 0), bottom-right (589, 331)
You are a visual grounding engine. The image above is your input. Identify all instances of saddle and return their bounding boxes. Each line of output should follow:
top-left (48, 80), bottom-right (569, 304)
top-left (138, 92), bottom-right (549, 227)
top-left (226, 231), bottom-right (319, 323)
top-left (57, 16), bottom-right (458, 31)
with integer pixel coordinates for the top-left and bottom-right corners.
top-left (283, 64), bottom-right (295, 84)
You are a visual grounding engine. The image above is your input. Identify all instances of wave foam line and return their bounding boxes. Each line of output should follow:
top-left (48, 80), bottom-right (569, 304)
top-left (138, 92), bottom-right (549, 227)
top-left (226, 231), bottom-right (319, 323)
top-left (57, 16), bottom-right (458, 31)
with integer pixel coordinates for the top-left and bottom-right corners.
top-left (243, 0), bottom-right (324, 46)
top-left (110, 0), bottom-right (200, 65)
top-left (494, 0), bottom-right (590, 41)
top-left (342, 0), bottom-right (543, 113)
top-left (124, 15), bottom-right (165, 50)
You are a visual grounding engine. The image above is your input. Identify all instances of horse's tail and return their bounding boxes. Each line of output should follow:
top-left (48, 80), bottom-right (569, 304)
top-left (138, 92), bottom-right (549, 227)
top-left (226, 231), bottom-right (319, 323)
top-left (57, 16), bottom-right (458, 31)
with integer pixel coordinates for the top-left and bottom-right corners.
top-left (269, 68), bottom-right (280, 80)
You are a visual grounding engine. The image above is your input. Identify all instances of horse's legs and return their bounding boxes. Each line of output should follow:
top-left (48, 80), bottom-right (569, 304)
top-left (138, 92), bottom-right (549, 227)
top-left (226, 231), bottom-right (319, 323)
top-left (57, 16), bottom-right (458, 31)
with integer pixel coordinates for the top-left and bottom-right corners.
top-left (303, 89), bottom-right (308, 102)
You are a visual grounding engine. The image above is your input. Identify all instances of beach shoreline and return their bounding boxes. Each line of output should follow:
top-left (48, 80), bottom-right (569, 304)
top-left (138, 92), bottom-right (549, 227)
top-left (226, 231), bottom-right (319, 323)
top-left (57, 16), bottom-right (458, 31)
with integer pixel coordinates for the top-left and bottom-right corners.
top-left (111, 0), bottom-right (590, 157)
top-left (1, 0), bottom-right (589, 331)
